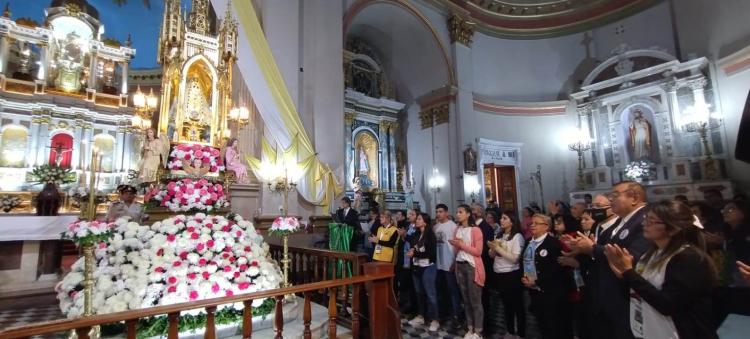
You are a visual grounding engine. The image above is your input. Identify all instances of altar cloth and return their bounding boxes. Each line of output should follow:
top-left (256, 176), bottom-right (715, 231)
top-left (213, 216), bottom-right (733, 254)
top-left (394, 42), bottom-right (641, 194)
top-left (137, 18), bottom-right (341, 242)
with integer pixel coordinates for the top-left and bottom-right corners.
top-left (0, 215), bottom-right (78, 241)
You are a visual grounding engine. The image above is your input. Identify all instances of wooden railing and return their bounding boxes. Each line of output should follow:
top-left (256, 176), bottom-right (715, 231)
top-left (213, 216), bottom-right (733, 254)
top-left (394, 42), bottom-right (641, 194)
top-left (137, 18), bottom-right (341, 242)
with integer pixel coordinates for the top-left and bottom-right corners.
top-left (268, 244), bottom-right (369, 329)
top-left (0, 263), bottom-right (400, 339)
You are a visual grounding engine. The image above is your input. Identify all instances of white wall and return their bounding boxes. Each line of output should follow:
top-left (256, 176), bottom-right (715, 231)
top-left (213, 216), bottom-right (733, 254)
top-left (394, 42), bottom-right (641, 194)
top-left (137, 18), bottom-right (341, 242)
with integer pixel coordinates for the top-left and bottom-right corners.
top-left (590, 1), bottom-right (676, 59)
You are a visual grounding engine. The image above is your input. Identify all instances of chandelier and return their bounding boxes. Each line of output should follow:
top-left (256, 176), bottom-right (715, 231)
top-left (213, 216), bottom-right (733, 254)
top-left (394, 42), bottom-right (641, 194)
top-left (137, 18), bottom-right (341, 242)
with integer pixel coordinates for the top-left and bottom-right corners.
top-left (131, 85), bottom-right (158, 132)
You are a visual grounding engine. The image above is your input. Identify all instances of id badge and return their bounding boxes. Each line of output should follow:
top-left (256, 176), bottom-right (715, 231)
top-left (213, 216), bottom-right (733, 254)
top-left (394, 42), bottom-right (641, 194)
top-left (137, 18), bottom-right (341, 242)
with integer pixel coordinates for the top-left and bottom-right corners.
top-left (374, 244), bottom-right (382, 254)
top-left (630, 294), bottom-right (644, 337)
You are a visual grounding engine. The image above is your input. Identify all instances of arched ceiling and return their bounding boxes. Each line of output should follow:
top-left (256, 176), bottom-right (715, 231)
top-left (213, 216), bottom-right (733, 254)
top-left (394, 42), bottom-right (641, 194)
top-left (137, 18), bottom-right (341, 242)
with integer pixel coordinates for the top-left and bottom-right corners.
top-left (345, 1), bottom-right (453, 103)
top-left (435, 0), bottom-right (663, 38)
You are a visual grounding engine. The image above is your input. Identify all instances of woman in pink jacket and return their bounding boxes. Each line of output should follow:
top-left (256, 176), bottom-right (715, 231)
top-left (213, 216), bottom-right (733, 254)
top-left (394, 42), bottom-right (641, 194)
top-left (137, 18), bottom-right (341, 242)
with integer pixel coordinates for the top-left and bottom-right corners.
top-left (449, 204), bottom-right (486, 339)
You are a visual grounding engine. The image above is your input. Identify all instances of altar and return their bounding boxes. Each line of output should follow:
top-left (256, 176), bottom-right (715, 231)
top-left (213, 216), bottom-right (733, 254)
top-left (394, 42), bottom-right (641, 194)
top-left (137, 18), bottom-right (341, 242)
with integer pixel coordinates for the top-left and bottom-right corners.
top-left (0, 215), bottom-right (77, 297)
top-left (569, 46), bottom-right (735, 198)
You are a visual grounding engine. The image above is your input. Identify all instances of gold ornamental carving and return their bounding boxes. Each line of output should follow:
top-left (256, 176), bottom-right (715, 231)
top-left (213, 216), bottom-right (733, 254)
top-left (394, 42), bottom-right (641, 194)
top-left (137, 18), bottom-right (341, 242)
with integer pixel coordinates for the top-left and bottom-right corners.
top-left (419, 110), bottom-right (434, 129)
top-left (388, 122), bottom-right (398, 134)
top-left (344, 112), bottom-right (355, 125)
top-left (433, 104), bottom-right (450, 125)
top-left (448, 15), bottom-right (475, 47)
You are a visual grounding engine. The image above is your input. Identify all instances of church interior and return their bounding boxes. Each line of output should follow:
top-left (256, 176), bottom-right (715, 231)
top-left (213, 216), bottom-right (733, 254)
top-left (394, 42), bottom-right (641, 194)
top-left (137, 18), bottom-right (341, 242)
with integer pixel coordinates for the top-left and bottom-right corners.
top-left (1, 0), bottom-right (749, 338)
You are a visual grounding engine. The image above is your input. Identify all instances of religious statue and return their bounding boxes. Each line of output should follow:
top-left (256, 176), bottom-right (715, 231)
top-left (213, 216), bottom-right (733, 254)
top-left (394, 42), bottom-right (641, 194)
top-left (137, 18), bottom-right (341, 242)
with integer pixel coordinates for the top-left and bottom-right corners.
top-left (49, 142), bottom-right (72, 168)
top-left (464, 144), bottom-right (477, 173)
top-left (224, 138), bottom-right (249, 184)
top-left (137, 128), bottom-right (170, 183)
top-left (358, 146), bottom-right (369, 175)
top-left (629, 109), bottom-right (652, 160)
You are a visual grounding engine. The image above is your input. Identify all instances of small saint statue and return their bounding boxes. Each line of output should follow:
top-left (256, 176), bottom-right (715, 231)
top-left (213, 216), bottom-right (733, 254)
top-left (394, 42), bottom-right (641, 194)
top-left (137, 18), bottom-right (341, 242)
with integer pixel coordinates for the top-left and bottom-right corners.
top-left (629, 109), bottom-right (652, 160)
top-left (137, 128), bottom-right (170, 184)
top-left (224, 138), bottom-right (249, 184)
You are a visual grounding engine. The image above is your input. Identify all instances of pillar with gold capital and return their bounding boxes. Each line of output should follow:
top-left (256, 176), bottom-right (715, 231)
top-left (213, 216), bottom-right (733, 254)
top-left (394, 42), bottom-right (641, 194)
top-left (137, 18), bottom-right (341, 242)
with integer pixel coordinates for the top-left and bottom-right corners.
top-left (344, 112), bottom-right (354, 188)
top-left (388, 122), bottom-right (398, 191)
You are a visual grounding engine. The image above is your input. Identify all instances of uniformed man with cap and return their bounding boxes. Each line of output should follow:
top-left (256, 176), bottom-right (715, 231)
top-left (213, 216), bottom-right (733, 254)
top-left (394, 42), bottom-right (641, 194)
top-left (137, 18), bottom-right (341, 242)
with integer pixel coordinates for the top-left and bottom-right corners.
top-left (106, 185), bottom-right (147, 223)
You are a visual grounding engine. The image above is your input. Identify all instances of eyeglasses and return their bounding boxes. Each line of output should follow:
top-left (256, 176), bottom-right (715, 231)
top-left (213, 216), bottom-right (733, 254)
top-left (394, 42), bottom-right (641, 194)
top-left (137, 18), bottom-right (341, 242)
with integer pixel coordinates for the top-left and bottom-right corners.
top-left (721, 207), bottom-right (737, 214)
top-left (606, 190), bottom-right (629, 200)
top-left (532, 221), bottom-right (549, 226)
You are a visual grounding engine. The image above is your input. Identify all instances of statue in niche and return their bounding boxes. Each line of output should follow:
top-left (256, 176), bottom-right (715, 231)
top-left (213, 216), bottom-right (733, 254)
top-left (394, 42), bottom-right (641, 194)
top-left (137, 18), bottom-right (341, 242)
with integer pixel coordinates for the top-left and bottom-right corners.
top-left (629, 109), bottom-right (653, 160)
top-left (464, 144), bottom-right (477, 173)
top-left (182, 77), bottom-right (212, 143)
top-left (356, 145), bottom-right (373, 189)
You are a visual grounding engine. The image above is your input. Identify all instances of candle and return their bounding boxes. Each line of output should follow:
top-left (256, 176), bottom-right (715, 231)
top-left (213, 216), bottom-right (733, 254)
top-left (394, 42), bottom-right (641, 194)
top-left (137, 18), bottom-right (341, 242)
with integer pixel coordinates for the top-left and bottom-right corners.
top-left (86, 147), bottom-right (99, 220)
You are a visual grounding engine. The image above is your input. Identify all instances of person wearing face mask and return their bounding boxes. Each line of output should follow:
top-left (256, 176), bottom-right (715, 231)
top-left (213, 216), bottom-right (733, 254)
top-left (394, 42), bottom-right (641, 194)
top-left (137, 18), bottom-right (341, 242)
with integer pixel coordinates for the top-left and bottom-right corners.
top-left (565, 183), bottom-right (650, 339)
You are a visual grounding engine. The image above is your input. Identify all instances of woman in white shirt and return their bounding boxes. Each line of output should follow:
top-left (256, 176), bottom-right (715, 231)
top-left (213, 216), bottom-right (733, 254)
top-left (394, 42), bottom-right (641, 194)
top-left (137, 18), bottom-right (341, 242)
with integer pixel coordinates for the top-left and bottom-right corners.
top-left (488, 212), bottom-right (526, 339)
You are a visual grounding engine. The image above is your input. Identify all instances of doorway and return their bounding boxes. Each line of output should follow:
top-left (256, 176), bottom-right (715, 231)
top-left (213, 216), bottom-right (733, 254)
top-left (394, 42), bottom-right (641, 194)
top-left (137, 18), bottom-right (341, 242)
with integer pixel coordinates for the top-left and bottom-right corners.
top-left (483, 164), bottom-right (519, 213)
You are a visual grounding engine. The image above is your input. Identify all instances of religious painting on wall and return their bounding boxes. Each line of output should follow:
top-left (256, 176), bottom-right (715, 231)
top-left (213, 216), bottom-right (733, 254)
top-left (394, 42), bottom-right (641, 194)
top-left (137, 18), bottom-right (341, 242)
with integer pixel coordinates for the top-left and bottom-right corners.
top-left (353, 131), bottom-right (379, 189)
top-left (0, 125), bottom-right (28, 168)
top-left (620, 103), bottom-right (659, 164)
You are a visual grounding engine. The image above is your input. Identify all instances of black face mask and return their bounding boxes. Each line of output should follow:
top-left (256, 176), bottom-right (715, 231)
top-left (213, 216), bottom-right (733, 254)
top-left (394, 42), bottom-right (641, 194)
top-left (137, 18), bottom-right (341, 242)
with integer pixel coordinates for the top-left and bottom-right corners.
top-left (591, 208), bottom-right (609, 222)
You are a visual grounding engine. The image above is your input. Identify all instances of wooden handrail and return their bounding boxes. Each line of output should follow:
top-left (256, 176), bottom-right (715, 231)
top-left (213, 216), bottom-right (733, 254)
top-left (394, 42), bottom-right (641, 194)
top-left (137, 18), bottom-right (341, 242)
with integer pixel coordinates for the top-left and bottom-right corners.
top-left (268, 244), bottom-right (365, 261)
top-left (0, 270), bottom-right (393, 338)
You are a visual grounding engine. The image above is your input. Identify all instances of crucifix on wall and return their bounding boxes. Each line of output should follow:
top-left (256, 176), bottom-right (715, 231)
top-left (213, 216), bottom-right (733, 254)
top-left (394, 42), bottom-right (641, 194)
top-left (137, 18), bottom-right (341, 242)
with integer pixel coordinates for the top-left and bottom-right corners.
top-left (48, 141), bottom-right (73, 168)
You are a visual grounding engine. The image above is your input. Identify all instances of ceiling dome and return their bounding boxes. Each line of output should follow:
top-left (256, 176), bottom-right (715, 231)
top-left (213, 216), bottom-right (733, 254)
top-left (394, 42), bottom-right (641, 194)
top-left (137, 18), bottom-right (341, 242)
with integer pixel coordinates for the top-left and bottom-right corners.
top-left (49, 0), bottom-right (100, 20)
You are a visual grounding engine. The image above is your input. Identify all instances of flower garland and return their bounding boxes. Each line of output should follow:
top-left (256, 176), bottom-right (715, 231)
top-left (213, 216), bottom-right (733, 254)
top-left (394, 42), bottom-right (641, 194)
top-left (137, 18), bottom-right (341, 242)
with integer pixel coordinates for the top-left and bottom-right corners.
top-left (56, 214), bottom-right (282, 336)
top-left (146, 178), bottom-right (229, 213)
top-left (29, 164), bottom-right (75, 185)
top-left (625, 160), bottom-right (654, 180)
top-left (269, 216), bottom-right (300, 237)
top-left (167, 144), bottom-right (225, 173)
top-left (61, 220), bottom-right (115, 247)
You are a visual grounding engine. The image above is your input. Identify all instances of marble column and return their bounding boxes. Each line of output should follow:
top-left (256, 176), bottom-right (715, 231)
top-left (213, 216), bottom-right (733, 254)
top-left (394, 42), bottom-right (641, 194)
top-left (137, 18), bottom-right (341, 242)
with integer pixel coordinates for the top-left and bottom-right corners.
top-left (37, 44), bottom-right (48, 81)
top-left (114, 127), bottom-right (125, 172)
top-left (344, 112), bottom-right (354, 190)
top-left (83, 127), bottom-right (94, 170)
top-left (0, 34), bottom-right (9, 74)
top-left (388, 122), bottom-right (397, 191)
top-left (120, 61), bottom-right (129, 95)
top-left (88, 53), bottom-right (98, 91)
top-left (122, 131), bottom-right (134, 172)
top-left (577, 104), bottom-right (593, 169)
top-left (690, 77), bottom-right (709, 112)
top-left (27, 119), bottom-right (41, 167)
top-left (72, 124), bottom-right (83, 170)
top-left (378, 120), bottom-right (389, 190)
top-left (35, 121), bottom-right (50, 166)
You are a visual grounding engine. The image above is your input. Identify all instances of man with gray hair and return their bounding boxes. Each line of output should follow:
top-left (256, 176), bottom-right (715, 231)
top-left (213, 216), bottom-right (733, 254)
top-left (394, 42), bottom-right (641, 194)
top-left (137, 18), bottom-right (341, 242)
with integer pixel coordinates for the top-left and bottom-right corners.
top-left (566, 181), bottom-right (650, 339)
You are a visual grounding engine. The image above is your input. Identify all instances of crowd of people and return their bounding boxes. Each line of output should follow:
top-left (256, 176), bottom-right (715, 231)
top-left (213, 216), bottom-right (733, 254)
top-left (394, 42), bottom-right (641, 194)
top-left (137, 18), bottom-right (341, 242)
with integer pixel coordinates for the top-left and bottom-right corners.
top-left (334, 182), bottom-right (750, 339)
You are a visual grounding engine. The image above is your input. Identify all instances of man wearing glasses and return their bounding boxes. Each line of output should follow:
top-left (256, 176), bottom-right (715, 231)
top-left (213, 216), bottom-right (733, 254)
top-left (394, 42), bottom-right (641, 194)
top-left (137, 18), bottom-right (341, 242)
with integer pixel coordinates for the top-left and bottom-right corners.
top-left (566, 181), bottom-right (650, 339)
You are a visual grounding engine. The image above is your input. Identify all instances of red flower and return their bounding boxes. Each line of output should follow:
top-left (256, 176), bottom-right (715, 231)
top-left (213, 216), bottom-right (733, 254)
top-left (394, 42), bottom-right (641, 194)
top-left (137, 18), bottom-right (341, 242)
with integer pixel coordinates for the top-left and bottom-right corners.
top-left (239, 264), bottom-right (248, 271)
top-left (238, 282), bottom-right (250, 290)
top-left (210, 166), bottom-right (218, 172)
top-left (198, 258), bottom-right (207, 266)
top-left (206, 223), bottom-right (213, 229)
top-left (185, 154), bottom-right (192, 160)
top-left (207, 240), bottom-right (215, 248)
top-left (229, 257), bottom-right (236, 263)
top-left (157, 248), bottom-right (164, 256)
top-left (155, 267), bottom-right (165, 273)
top-left (233, 271), bottom-right (241, 278)
top-left (202, 271), bottom-right (211, 280)
top-left (189, 290), bottom-right (199, 300)
top-left (225, 290), bottom-right (234, 297)
top-left (244, 246), bottom-right (251, 253)
top-left (212, 283), bottom-right (220, 293)
top-left (167, 286), bottom-right (177, 293)
top-left (168, 276), bottom-right (177, 284)
top-left (235, 231), bottom-right (242, 237)
top-left (251, 261), bottom-right (258, 267)
top-left (222, 252), bottom-right (230, 259)
top-left (196, 243), bottom-right (205, 251)
top-left (167, 234), bottom-right (176, 242)
top-left (222, 226), bottom-right (230, 232)
top-left (173, 261), bottom-right (182, 267)
top-left (224, 245), bottom-right (233, 252)
top-left (179, 251), bottom-right (188, 260)
top-left (187, 272), bottom-right (197, 280)
top-left (191, 233), bottom-right (200, 240)
top-left (187, 227), bottom-right (195, 233)
top-left (223, 265), bottom-right (232, 272)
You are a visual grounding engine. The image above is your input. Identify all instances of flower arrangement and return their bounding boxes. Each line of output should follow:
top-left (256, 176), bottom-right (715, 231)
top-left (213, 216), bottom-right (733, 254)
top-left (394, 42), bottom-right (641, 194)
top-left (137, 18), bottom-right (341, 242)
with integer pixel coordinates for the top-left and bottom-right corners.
top-left (67, 185), bottom-right (108, 207)
top-left (167, 144), bottom-right (225, 173)
top-left (147, 178), bottom-right (229, 213)
top-left (61, 220), bottom-right (115, 247)
top-left (625, 160), bottom-right (654, 180)
top-left (269, 216), bottom-right (300, 236)
top-left (55, 214), bottom-right (281, 336)
top-left (29, 164), bottom-right (75, 185)
top-left (0, 195), bottom-right (21, 213)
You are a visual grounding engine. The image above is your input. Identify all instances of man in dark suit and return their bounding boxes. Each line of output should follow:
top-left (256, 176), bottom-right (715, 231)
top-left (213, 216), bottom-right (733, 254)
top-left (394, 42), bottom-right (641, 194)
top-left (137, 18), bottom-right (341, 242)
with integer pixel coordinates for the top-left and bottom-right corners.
top-left (336, 197), bottom-right (361, 252)
top-left (522, 214), bottom-right (573, 339)
top-left (566, 181), bottom-right (650, 339)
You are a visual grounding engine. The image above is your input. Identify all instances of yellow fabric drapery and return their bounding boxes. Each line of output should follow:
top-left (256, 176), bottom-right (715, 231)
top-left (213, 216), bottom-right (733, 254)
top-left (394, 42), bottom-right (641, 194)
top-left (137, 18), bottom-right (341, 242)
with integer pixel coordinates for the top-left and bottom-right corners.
top-left (234, 1), bottom-right (342, 211)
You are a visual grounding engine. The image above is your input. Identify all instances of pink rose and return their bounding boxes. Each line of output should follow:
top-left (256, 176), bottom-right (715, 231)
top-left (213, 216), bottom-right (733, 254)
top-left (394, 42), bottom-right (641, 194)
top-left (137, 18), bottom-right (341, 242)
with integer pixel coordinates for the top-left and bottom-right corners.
top-left (202, 271), bottom-right (211, 280)
top-left (210, 166), bottom-right (218, 172)
top-left (196, 243), bottom-right (205, 251)
top-left (199, 258), bottom-right (207, 266)
top-left (155, 267), bottom-right (165, 273)
top-left (173, 261), bottom-right (182, 267)
top-left (233, 271), bottom-right (240, 278)
top-left (184, 154), bottom-right (192, 161)
top-left (191, 233), bottom-right (200, 240)
top-left (168, 276), bottom-right (177, 284)
top-left (189, 290), bottom-right (199, 300)
top-left (187, 227), bottom-right (195, 233)
top-left (225, 290), bottom-right (234, 297)
top-left (244, 246), bottom-right (251, 253)
top-left (238, 282), bottom-right (250, 290)
top-left (195, 150), bottom-right (204, 158)
top-left (192, 144), bottom-right (201, 151)
top-left (187, 272), bottom-right (197, 280)
top-left (200, 189), bottom-right (208, 196)
top-left (211, 149), bottom-right (220, 157)
top-left (202, 157), bottom-right (210, 164)
top-left (179, 251), bottom-right (188, 259)
top-left (239, 264), bottom-right (248, 271)
top-left (157, 248), bottom-right (164, 256)
top-left (223, 265), bottom-right (232, 272)
top-left (212, 283), bottom-right (220, 293)
top-left (167, 286), bottom-right (177, 293)
top-left (207, 240), bottom-right (215, 247)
